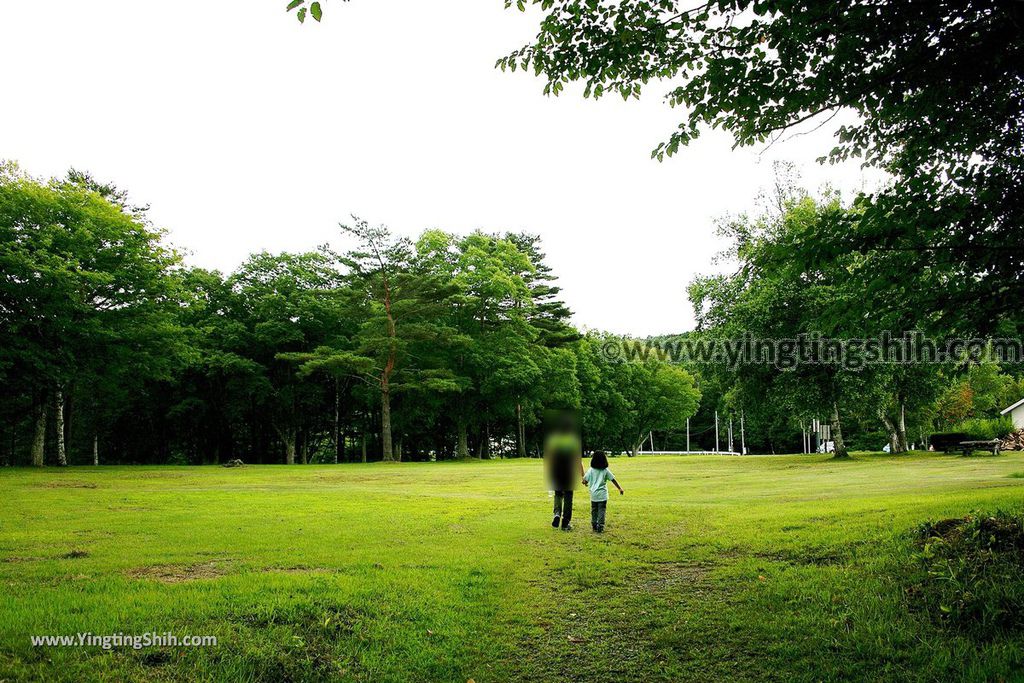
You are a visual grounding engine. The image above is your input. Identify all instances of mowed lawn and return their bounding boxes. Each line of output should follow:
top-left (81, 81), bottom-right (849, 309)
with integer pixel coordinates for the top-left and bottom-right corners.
top-left (2, 453), bottom-right (1024, 682)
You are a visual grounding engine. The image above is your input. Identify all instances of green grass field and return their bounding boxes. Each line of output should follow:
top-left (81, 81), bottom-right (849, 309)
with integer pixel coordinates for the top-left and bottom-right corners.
top-left (2, 452), bottom-right (1024, 682)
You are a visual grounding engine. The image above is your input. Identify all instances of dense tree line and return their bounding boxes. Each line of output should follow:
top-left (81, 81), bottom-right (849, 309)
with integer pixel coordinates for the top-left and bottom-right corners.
top-left (0, 163), bottom-right (700, 466)
top-left (684, 173), bottom-right (1024, 457)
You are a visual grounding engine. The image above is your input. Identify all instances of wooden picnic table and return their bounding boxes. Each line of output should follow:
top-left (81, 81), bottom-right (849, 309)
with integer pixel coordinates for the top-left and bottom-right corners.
top-left (958, 439), bottom-right (1001, 457)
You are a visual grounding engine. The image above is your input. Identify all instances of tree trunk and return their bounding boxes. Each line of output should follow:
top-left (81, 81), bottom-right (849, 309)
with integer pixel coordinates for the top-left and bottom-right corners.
top-left (93, 434), bottom-right (99, 466)
top-left (380, 261), bottom-right (397, 462)
top-left (54, 387), bottom-right (67, 466)
top-left (393, 436), bottom-right (402, 462)
top-left (880, 406), bottom-right (909, 454)
top-left (897, 401), bottom-right (909, 452)
top-left (300, 431), bottom-right (308, 465)
top-left (831, 402), bottom-right (849, 459)
top-left (381, 387), bottom-right (394, 461)
top-left (31, 397), bottom-right (48, 467)
top-left (457, 421), bottom-right (469, 459)
top-left (361, 432), bottom-right (367, 463)
top-left (515, 402), bottom-right (527, 458)
top-left (879, 411), bottom-right (900, 453)
top-left (332, 378), bottom-right (340, 464)
top-left (4, 425), bottom-right (13, 467)
top-left (275, 425), bottom-right (297, 465)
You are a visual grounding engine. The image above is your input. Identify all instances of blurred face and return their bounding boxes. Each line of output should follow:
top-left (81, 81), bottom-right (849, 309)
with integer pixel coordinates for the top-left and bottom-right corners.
top-left (544, 409), bottom-right (579, 438)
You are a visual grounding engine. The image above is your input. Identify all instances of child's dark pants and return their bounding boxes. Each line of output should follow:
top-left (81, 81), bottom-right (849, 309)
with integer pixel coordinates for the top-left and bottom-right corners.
top-left (591, 500), bottom-right (607, 531)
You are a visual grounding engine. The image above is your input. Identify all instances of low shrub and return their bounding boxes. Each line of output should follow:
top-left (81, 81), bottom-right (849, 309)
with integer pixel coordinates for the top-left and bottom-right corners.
top-left (950, 416), bottom-right (1015, 441)
top-left (911, 511), bottom-right (1024, 637)
top-left (929, 432), bottom-right (969, 452)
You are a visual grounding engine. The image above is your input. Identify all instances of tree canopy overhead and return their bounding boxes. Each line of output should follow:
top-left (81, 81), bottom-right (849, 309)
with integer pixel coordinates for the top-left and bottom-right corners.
top-left (498, 1), bottom-right (1021, 161)
top-left (288, 0), bottom-right (1022, 333)
top-left (496, 0), bottom-right (1024, 332)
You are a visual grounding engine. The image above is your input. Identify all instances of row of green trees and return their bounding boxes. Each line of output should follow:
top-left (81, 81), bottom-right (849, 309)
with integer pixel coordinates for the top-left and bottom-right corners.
top-left (682, 172), bottom-right (1024, 457)
top-left (0, 163), bottom-right (699, 466)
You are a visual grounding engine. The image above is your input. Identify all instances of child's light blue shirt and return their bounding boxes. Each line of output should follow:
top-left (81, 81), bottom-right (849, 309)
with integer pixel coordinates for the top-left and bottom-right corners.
top-left (583, 467), bottom-right (615, 502)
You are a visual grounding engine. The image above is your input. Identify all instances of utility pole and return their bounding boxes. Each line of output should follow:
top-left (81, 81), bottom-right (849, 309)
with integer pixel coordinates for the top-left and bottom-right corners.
top-left (740, 410), bottom-right (746, 455)
top-left (715, 410), bottom-right (720, 453)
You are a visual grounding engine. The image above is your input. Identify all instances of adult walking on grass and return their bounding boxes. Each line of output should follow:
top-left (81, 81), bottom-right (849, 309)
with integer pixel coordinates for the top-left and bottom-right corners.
top-left (544, 411), bottom-right (583, 531)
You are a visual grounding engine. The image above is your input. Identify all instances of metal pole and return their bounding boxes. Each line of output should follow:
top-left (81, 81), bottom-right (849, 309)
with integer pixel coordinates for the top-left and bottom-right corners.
top-left (740, 410), bottom-right (745, 455)
top-left (686, 417), bottom-right (690, 453)
top-left (715, 411), bottom-right (719, 453)
top-left (648, 431), bottom-right (655, 453)
top-left (728, 417), bottom-right (733, 453)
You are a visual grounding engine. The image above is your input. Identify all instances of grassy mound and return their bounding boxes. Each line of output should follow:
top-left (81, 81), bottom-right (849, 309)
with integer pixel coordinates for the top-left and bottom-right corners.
top-left (912, 512), bottom-right (1024, 636)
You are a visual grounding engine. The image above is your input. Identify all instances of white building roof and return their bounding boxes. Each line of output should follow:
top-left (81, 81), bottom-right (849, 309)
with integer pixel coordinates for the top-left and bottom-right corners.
top-left (1001, 397), bottom-right (1024, 415)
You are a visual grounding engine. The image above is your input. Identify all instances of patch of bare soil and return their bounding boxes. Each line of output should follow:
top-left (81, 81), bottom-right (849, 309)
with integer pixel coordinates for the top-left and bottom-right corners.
top-left (127, 560), bottom-right (232, 583)
top-left (262, 565), bottom-right (336, 575)
top-left (638, 561), bottom-right (713, 593)
top-left (39, 481), bottom-right (97, 489)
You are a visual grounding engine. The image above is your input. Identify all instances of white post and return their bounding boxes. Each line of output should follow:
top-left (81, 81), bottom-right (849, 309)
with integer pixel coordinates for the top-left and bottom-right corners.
top-left (728, 416), bottom-right (734, 454)
top-left (648, 431), bottom-right (655, 453)
top-left (715, 411), bottom-right (719, 453)
top-left (686, 418), bottom-right (690, 453)
top-left (740, 411), bottom-right (746, 455)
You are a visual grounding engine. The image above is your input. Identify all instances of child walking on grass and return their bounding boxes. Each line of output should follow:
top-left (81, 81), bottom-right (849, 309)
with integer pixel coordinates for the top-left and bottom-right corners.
top-left (582, 451), bottom-right (623, 533)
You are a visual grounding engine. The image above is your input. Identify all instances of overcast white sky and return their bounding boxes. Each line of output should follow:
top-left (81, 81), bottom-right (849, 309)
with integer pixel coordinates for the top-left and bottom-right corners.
top-left (1, 0), bottom-right (879, 336)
